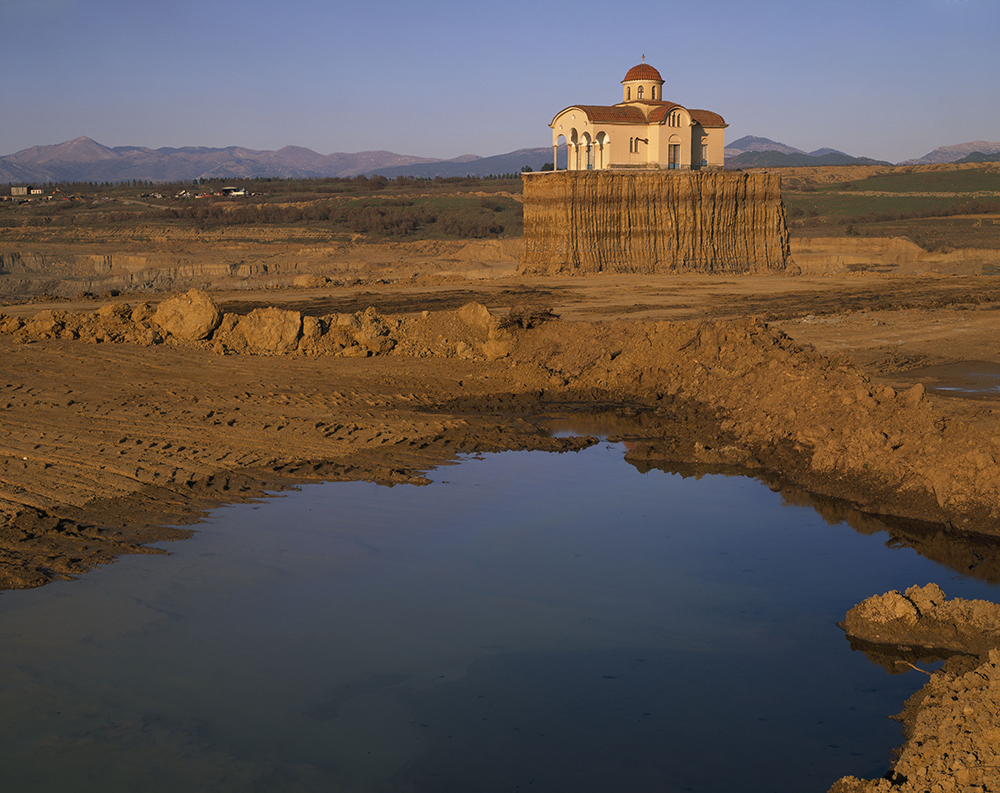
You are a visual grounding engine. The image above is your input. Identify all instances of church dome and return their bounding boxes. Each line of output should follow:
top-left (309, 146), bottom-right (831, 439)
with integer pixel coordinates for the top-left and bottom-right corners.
top-left (622, 62), bottom-right (663, 83)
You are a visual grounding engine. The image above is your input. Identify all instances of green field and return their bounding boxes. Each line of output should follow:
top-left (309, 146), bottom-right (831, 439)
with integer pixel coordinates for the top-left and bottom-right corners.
top-left (782, 165), bottom-right (1000, 247)
top-left (833, 169), bottom-right (1000, 193)
top-left (0, 176), bottom-right (525, 241)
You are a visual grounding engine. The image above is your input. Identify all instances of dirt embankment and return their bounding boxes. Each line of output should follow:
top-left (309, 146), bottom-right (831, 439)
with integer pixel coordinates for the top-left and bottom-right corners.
top-left (0, 237), bottom-right (521, 297)
top-left (791, 235), bottom-right (1000, 276)
top-left (6, 288), bottom-right (1000, 594)
top-left (833, 586), bottom-right (1000, 792)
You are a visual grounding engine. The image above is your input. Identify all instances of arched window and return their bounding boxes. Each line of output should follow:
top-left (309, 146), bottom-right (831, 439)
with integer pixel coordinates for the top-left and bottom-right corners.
top-left (651, 86), bottom-right (656, 100)
top-left (637, 86), bottom-right (644, 99)
top-left (626, 87), bottom-right (631, 101)
top-left (629, 137), bottom-right (634, 153)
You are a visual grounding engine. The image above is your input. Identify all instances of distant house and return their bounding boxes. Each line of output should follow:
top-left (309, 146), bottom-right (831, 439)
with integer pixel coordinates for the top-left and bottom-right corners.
top-left (10, 185), bottom-right (29, 196)
top-left (549, 58), bottom-right (728, 172)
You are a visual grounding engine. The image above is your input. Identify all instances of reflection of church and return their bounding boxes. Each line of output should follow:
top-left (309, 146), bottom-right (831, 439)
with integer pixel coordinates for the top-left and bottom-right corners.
top-left (549, 58), bottom-right (727, 172)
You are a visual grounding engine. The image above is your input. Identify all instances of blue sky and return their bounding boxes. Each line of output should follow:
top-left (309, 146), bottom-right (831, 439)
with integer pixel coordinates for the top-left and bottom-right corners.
top-left (3, 0), bottom-right (998, 163)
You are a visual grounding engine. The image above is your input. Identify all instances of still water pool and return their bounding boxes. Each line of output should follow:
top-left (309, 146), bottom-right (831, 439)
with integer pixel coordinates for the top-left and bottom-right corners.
top-left (0, 443), bottom-right (997, 792)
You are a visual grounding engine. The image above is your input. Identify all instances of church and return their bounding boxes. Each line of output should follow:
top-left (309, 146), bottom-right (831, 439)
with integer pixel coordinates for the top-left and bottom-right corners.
top-left (549, 59), bottom-right (727, 172)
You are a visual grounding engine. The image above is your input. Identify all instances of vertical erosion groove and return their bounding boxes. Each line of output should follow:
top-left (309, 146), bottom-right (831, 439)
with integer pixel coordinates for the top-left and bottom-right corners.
top-left (519, 171), bottom-right (790, 275)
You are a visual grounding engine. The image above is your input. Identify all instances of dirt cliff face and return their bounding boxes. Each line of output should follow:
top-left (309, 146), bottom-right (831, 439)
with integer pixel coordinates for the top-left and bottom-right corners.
top-left (519, 171), bottom-right (790, 275)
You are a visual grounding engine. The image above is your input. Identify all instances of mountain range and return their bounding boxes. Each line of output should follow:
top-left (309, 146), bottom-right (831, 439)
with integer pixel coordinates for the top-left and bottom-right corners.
top-left (724, 136), bottom-right (1000, 168)
top-left (724, 136), bottom-right (893, 167)
top-left (0, 137), bottom-right (551, 185)
top-left (3, 135), bottom-right (999, 186)
top-left (899, 140), bottom-right (1000, 165)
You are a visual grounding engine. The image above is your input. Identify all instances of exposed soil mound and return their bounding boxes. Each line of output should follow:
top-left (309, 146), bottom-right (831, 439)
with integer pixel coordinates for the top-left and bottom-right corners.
top-left (833, 588), bottom-right (1000, 793)
top-left (843, 583), bottom-right (1000, 655)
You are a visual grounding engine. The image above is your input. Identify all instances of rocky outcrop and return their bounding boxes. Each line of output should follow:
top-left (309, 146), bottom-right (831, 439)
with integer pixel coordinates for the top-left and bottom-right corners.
top-left (519, 170), bottom-right (789, 275)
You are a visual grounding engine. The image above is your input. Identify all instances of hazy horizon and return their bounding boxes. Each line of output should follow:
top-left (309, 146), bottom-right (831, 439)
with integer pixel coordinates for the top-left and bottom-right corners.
top-left (4, 0), bottom-right (998, 164)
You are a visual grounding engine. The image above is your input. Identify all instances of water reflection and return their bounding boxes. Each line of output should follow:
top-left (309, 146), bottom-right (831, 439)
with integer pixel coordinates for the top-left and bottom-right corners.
top-left (887, 360), bottom-right (1000, 399)
top-left (1, 444), bottom-right (999, 792)
top-left (545, 406), bottom-right (1000, 585)
top-left (844, 634), bottom-right (965, 676)
top-left (542, 405), bottom-right (662, 439)
top-left (640, 462), bottom-right (1000, 586)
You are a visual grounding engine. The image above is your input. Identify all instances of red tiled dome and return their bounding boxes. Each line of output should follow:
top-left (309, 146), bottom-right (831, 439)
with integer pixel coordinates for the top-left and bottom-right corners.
top-left (622, 63), bottom-right (663, 83)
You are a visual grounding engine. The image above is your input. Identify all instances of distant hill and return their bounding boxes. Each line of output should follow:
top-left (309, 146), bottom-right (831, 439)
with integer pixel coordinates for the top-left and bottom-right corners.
top-left (954, 150), bottom-right (1000, 164)
top-left (363, 148), bottom-right (552, 178)
top-left (725, 150), bottom-right (891, 169)
top-left (0, 137), bottom-right (493, 184)
top-left (901, 140), bottom-right (1000, 165)
top-left (724, 136), bottom-right (805, 157)
top-left (723, 136), bottom-right (887, 168)
top-left (807, 147), bottom-right (849, 158)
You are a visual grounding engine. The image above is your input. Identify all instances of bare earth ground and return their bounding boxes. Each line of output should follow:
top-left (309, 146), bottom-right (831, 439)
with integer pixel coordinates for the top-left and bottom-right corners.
top-left (8, 269), bottom-right (1000, 790)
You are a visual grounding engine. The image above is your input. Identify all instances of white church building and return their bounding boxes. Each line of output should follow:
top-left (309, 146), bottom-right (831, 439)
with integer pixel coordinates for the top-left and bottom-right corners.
top-left (550, 59), bottom-right (728, 172)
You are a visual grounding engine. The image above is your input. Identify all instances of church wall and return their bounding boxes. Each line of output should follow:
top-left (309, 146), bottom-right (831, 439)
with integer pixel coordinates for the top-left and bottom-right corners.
top-left (648, 124), bottom-right (664, 168)
top-left (519, 170), bottom-right (789, 275)
top-left (704, 128), bottom-right (726, 170)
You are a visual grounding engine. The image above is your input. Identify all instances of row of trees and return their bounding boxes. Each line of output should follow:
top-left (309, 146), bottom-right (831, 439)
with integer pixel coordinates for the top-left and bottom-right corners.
top-left (9, 171), bottom-right (530, 198)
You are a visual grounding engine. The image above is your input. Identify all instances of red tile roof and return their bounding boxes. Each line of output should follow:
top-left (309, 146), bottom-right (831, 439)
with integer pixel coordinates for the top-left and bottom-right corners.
top-left (647, 103), bottom-right (682, 123)
top-left (622, 63), bottom-right (663, 83)
top-left (689, 109), bottom-right (727, 128)
top-left (550, 105), bottom-right (648, 126)
top-left (648, 104), bottom-right (727, 127)
top-left (551, 103), bottom-right (727, 128)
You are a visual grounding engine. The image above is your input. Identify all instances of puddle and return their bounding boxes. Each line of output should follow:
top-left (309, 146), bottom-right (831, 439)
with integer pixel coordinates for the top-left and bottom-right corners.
top-left (889, 360), bottom-right (1000, 398)
top-left (1, 444), bottom-right (999, 792)
top-left (542, 405), bottom-right (659, 439)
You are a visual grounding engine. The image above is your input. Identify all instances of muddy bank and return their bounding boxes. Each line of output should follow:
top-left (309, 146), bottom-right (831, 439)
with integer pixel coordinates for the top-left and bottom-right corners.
top-left (5, 290), bottom-right (1000, 593)
top-left (833, 587), bottom-right (1000, 792)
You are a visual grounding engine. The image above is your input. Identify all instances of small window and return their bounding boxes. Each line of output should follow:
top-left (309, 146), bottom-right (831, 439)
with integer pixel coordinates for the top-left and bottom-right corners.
top-left (637, 86), bottom-right (644, 100)
top-left (651, 86), bottom-right (656, 100)
top-left (626, 87), bottom-right (631, 101)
